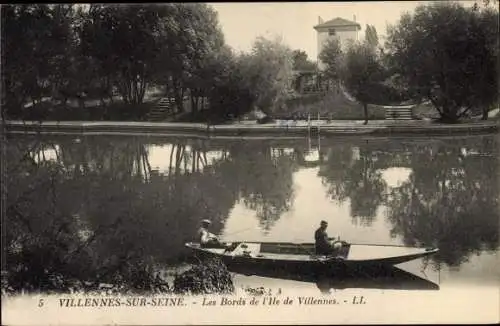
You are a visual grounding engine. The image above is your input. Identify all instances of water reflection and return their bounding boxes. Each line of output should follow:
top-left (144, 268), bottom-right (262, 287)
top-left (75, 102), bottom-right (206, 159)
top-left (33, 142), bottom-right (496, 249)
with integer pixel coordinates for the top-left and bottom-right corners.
top-left (220, 143), bottom-right (298, 232)
top-left (385, 138), bottom-right (499, 268)
top-left (228, 264), bottom-right (440, 293)
top-left (318, 143), bottom-right (387, 226)
top-left (4, 134), bottom-right (499, 292)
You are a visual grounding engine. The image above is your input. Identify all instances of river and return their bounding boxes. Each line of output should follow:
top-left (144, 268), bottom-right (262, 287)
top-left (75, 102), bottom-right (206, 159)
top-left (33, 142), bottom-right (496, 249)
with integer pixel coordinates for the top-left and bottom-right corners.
top-left (4, 133), bottom-right (499, 323)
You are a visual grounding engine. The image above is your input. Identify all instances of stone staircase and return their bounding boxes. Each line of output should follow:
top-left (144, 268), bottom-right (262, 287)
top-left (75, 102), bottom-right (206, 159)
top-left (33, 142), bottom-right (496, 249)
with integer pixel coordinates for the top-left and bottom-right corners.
top-left (385, 107), bottom-right (413, 120)
top-left (146, 97), bottom-right (176, 121)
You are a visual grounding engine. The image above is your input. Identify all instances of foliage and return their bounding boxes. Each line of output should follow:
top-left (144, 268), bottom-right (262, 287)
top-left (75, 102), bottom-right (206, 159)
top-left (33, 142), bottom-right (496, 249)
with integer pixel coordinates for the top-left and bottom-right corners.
top-left (316, 136), bottom-right (499, 267)
top-left (1, 4), bottom-right (302, 122)
top-left (318, 38), bottom-right (343, 81)
top-left (341, 42), bottom-right (385, 124)
top-left (385, 137), bottom-right (499, 267)
top-left (292, 50), bottom-right (317, 71)
top-left (318, 142), bottom-right (386, 225)
top-left (209, 142), bottom-right (297, 231)
top-left (173, 258), bottom-right (234, 295)
top-left (80, 5), bottom-right (169, 105)
top-left (386, 2), bottom-right (499, 122)
top-left (364, 24), bottom-right (379, 49)
top-left (152, 4), bottom-right (227, 113)
top-left (203, 48), bottom-right (255, 122)
top-left (2, 135), bottom-right (238, 294)
top-left (230, 144), bottom-right (297, 231)
top-left (236, 36), bottom-right (295, 115)
top-left (1, 5), bottom-right (76, 119)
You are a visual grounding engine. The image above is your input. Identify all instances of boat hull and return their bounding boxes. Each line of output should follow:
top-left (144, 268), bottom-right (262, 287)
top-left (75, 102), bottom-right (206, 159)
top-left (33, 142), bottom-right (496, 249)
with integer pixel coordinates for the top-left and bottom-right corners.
top-left (185, 241), bottom-right (439, 274)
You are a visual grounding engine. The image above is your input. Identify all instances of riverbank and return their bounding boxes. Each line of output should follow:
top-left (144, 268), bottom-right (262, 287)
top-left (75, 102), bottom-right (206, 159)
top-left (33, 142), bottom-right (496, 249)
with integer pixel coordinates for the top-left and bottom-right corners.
top-left (3, 119), bottom-right (499, 138)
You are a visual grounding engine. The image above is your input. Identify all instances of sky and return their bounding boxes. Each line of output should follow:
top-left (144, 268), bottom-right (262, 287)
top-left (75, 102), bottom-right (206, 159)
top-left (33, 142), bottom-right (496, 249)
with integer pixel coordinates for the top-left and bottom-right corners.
top-left (210, 1), bottom-right (476, 60)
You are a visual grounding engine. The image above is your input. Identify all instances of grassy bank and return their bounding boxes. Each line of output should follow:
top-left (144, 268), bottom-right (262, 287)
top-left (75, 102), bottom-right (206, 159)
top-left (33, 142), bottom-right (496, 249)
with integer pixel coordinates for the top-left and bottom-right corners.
top-left (19, 101), bottom-right (157, 121)
top-left (7, 88), bottom-right (165, 122)
top-left (276, 92), bottom-right (383, 120)
top-left (277, 91), bottom-right (439, 121)
top-left (6, 90), bottom-right (495, 124)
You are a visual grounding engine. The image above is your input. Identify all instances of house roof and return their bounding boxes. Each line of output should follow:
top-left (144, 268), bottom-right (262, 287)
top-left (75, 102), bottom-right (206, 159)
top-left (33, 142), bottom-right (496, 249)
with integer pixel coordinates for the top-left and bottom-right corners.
top-left (314, 17), bottom-right (361, 30)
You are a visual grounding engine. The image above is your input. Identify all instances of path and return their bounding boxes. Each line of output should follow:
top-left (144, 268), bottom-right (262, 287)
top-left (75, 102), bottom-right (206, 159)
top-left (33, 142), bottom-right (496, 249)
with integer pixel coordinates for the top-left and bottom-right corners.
top-left (4, 119), bottom-right (498, 138)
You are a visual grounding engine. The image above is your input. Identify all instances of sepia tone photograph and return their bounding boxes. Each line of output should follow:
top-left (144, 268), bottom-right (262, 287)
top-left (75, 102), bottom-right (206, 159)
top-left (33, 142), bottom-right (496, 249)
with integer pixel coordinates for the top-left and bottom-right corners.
top-left (1, 1), bottom-right (499, 325)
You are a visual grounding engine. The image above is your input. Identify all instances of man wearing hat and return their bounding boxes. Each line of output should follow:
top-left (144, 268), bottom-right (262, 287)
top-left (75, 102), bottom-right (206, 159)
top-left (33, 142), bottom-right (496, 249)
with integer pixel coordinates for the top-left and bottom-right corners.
top-left (314, 220), bottom-right (341, 255)
top-left (198, 219), bottom-right (223, 248)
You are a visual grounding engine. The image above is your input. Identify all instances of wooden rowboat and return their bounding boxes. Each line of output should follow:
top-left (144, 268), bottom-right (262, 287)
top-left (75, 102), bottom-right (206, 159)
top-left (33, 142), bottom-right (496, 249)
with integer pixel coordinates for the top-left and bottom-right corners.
top-left (185, 241), bottom-right (439, 271)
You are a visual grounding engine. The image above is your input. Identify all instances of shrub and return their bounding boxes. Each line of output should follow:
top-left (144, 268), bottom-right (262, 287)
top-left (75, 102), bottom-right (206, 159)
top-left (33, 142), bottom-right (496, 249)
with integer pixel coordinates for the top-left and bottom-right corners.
top-left (173, 258), bottom-right (234, 295)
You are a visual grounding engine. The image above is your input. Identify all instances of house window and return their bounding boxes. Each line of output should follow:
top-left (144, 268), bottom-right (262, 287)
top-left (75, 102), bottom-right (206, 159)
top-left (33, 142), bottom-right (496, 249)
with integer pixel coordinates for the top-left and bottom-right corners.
top-left (328, 29), bottom-right (336, 36)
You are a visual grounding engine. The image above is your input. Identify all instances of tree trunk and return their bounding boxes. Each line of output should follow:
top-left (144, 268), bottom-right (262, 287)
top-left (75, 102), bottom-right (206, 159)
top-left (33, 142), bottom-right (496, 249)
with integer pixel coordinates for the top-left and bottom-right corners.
top-left (100, 92), bottom-right (106, 107)
top-left (190, 93), bottom-right (197, 114)
top-left (169, 144), bottom-right (175, 175)
top-left (175, 145), bottom-right (184, 174)
top-left (78, 95), bottom-right (86, 110)
top-left (139, 78), bottom-right (147, 104)
top-left (482, 107), bottom-right (489, 120)
top-left (164, 82), bottom-right (170, 97)
top-left (180, 88), bottom-right (185, 111)
top-left (191, 150), bottom-right (195, 174)
top-left (172, 79), bottom-right (184, 113)
top-left (132, 79), bottom-right (139, 105)
top-left (196, 152), bottom-right (201, 172)
top-left (443, 105), bottom-right (459, 123)
top-left (363, 102), bottom-right (368, 125)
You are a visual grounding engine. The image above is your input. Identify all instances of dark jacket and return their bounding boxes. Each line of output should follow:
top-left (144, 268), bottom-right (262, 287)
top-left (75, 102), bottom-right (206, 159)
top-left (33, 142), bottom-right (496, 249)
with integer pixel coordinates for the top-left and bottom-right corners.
top-left (314, 227), bottom-right (332, 255)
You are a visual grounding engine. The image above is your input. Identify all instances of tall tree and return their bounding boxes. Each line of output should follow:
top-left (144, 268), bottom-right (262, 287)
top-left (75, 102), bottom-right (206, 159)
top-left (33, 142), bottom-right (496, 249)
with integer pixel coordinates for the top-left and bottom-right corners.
top-left (364, 24), bottom-right (379, 49)
top-left (318, 38), bottom-right (343, 83)
top-left (341, 42), bottom-right (384, 125)
top-left (238, 35), bottom-right (294, 115)
top-left (205, 48), bottom-right (255, 121)
top-left (147, 4), bottom-right (230, 114)
top-left (1, 4), bottom-right (75, 119)
top-left (81, 4), bottom-right (169, 105)
top-left (386, 2), bottom-right (498, 122)
top-left (470, 6), bottom-right (499, 120)
top-left (181, 4), bottom-right (227, 114)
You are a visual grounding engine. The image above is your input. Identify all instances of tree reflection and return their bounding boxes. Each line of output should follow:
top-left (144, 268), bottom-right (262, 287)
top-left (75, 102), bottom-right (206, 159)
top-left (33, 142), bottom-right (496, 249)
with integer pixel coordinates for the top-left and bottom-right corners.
top-left (318, 142), bottom-right (387, 226)
top-left (386, 136), bottom-right (499, 267)
top-left (6, 134), bottom-right (498, 292)
top-left (4, 135), bottom-right (238, 292)
top-left (216, 143), bottom-right (298, 232)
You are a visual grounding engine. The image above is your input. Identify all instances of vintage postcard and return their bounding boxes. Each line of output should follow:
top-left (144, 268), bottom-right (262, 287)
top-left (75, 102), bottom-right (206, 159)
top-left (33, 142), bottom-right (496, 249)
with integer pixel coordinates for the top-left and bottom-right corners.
top-left (1, 1), bottom-right (499, 325)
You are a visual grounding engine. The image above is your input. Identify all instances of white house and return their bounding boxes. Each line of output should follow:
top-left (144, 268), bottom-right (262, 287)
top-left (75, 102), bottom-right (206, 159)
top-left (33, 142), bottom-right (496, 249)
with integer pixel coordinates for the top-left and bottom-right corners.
top-left (314, 16), bottom-right (361, 70)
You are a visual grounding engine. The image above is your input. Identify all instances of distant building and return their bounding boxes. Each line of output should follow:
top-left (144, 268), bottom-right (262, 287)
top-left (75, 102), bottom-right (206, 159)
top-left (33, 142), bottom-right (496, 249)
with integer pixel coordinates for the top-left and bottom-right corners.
top-left (314, 16), bottom-right (361, 70)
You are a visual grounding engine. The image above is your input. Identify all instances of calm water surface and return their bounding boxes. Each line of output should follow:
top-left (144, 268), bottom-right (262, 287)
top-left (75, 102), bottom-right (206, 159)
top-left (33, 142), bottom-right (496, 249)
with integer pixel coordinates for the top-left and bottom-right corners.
top-left (5, 133), bottom-right (499, 320)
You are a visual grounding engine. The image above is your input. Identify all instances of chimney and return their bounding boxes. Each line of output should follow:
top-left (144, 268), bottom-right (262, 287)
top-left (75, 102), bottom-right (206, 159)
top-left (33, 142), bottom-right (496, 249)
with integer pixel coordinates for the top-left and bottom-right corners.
top-left (353, 14), bottom-right (356, 22)
top-left (318, 16), bottom-right (324, 24)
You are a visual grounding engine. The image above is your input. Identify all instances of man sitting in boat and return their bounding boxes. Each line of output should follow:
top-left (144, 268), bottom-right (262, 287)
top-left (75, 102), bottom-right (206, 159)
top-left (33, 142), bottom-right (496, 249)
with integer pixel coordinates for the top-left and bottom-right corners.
top-left (198, 219), bottom-right (225, 248)
top-left (314, 220), bottom-right (342, 255)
